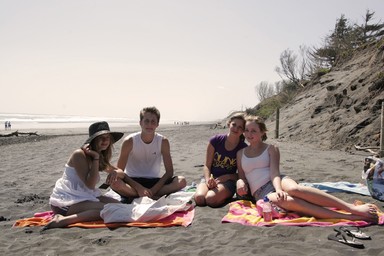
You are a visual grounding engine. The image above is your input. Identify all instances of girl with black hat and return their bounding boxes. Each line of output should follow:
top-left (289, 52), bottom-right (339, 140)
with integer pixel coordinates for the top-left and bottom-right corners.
top-left (44, 121), bottom-right (124, 229)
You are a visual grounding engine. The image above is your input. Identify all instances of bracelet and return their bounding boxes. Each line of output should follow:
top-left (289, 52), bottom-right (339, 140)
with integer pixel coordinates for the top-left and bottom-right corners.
top-left (93, 158), bottom-right (99, 161)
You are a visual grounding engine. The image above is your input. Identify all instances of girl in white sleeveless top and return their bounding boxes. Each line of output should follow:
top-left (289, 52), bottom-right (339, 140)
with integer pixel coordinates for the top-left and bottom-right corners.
top-left (44, 122), bottom-right (124, 230)
top-left (236, 116), bottom-right (378, 223)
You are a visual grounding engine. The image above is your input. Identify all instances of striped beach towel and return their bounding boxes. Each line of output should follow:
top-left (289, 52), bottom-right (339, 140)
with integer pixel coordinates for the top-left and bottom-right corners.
top-left (222, 200), bottom-right (383, 227)
top-left (13, 208), bottom-right (195, 228)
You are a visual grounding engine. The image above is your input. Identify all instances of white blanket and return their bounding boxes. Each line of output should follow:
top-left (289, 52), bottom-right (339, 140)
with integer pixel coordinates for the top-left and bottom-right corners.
top-left (100, 191), bottom-right (195, 223)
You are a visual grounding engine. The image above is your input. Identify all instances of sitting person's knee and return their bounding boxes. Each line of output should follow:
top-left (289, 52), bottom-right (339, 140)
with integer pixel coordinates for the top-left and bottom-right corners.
top-left (284, 184), bottom-right (301, 196)
top-left (177, 176), bottom-right (187, 189)
top-left (194, 194), bottom-right (206, 206)
top-left (109, 179), bottom-right (126, 191)
top-left (205, 193), bottom-right (224, 208)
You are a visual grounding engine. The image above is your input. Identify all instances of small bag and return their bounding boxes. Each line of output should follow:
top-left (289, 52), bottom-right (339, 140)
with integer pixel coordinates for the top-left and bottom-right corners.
top-left (362, 156), bottom-right (384, 201)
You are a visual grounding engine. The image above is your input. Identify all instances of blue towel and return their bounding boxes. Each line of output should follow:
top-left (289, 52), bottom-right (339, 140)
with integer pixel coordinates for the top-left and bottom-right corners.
top-left (300, 181), bottom-right (370, 196)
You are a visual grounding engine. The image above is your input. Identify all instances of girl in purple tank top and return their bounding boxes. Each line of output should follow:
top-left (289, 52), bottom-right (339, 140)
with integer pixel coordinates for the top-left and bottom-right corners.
top-left (194, 113), bottom-right (247, 207)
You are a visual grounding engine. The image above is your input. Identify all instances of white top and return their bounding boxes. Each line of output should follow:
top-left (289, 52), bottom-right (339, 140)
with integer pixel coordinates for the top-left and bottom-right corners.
top-left (241, 145), bottom-right (271, 195)
top-left (49, 164), bottom-right (101, 207)
top-left (124, 132), bottom-right (163, 178)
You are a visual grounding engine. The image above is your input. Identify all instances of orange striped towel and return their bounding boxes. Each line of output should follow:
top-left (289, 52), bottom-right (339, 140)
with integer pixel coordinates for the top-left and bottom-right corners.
top-left (13, 208), bottom-right (195, 228)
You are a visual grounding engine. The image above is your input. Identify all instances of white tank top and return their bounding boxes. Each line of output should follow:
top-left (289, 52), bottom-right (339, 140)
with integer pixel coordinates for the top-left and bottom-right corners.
top-left (124, 132), bottom-right (163, 178)
top-left (241, 145), bottom-right (271, 195)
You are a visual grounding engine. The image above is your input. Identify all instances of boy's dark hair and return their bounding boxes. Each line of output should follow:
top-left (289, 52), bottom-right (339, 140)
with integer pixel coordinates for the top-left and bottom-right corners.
top-left (140, 106), bottom-right (161, 122)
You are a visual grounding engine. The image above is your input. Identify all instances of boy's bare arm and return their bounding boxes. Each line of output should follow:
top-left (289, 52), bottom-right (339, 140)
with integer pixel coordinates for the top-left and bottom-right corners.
top-left (117, 137), bottom-right (132, 170)
top-left (150, 137), bottom-right (174, 195)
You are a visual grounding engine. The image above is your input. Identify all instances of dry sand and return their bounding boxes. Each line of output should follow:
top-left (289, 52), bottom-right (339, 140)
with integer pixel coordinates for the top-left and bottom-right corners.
top-left (0, 124), bottom-right (383, 256)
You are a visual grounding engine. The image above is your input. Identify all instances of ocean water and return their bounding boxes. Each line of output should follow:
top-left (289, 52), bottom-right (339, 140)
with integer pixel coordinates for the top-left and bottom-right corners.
top-left (0, 113), bottom-right (203, 132)
top-left (0, 113), bottom-right (138, 131)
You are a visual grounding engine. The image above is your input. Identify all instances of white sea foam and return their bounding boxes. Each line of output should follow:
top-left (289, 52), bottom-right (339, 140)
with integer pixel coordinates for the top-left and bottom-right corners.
top-left (0, 113), bottom-right (200, 132)
top-left (0, 113), bottom-right (137, 131)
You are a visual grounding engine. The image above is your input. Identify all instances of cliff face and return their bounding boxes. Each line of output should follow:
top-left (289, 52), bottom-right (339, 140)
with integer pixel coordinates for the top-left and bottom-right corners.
top-left (267, 40), bottom-right (384, 152)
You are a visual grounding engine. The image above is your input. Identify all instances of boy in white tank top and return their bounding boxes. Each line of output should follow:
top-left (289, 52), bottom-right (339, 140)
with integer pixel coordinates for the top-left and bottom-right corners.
top-left (111, 106), bottom-right (186, 202)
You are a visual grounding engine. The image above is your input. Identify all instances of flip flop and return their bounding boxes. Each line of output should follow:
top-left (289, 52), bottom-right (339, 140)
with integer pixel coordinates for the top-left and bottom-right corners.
top-left (334, 226), bottom-right (371, 240)
top-left (328, 230), bottom-right (365, 249)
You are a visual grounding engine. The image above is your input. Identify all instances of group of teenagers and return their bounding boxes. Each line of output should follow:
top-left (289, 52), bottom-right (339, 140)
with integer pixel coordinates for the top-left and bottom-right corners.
top-left (45, 106), bottom-right (378, 229)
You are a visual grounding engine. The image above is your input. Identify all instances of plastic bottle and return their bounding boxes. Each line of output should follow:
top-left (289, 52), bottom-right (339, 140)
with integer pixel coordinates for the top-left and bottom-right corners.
top-left (262, 196), bottom-right (273, 222)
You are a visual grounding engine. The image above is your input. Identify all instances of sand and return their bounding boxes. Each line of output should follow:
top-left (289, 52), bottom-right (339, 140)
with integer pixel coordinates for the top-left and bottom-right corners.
top-left (0, 124), bottom-right (383, 256)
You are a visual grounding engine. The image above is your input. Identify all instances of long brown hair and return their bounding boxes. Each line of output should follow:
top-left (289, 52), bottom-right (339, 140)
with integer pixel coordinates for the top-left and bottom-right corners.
top-left (89, 135), bottom-right (114, 171)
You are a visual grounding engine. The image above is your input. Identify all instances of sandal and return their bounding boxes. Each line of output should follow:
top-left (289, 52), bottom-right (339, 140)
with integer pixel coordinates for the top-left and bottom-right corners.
top-left (328, 229), bottom-right (365, 249)
top-left (334, 226), bottom-right (371, 240)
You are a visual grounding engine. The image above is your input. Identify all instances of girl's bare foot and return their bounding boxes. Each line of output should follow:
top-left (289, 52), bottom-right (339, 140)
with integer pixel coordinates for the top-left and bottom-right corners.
top-left (350, 203), bottom-right (379, 223)
top-left (354, 200), bottom-right (383, 213)
top-left (41, 214), bottom-right (65, 231)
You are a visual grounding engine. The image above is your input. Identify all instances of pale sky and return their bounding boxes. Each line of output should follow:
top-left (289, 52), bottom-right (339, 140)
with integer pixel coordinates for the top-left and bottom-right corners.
top-left (1, 0), bottom-right (383, 122)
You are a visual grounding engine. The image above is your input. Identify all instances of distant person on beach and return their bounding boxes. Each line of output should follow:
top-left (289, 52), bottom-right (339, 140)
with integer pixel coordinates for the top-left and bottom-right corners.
top-left (194, 113), bottom-right (248, 207)
top-left (111, 106), bottom-right (186, 202)
top-left (8, 121), bottom-right (11, 130)
top-left (236, 115), bottom-right (378, 222)
top-left (44, 121), bottom-right (124, 229)
top-left (4, 121), bottom-right (7, 130)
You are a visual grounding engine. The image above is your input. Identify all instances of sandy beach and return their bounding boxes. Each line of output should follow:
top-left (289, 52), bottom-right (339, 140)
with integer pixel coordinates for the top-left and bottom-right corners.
top-left (0, 123), bottom-right (383, 256)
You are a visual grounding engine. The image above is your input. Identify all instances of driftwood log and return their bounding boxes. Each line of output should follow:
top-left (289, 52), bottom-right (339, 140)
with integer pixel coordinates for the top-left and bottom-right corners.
top-left (0, 130), bottom-right (39, 137)
top-left (354, 145), bottom-right (379, 155)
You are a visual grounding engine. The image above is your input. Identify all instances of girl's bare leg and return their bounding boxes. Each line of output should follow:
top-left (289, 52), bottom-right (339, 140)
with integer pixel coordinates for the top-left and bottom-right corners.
top-left (43, 201), bottom-right (106, 229)
top-left (99, 195), bottom-right (120, 203)
top-left (194, 182), bottom-right (209, 206)
top-left (268, 193), bottom-right (378, 223)
top-left (278, 178), bottom-right (377, 220)
top-left (205, 184), bottom-right (233, 208)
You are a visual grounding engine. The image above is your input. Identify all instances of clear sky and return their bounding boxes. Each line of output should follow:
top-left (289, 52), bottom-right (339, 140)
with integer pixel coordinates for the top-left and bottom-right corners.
top-left (1, 0), bottom-right (383, 122)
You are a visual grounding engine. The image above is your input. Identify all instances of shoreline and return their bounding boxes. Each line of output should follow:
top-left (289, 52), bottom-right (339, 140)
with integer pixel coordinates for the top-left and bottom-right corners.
top-left (0, 123), bottom-right (217, 147)
top-left (0, 122), bottom-right (215, 135)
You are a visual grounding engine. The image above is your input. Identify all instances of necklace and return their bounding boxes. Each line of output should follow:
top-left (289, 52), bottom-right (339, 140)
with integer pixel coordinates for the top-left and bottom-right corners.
top-left (247, 143), bottom-right (266, 156)
top-left (225, 137), bottom-right (239, 150)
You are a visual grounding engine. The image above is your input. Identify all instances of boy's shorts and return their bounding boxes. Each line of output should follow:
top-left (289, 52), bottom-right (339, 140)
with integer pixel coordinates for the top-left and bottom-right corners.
top-left (132, 176), bottom-right (175, 188)
top-left (120, 176), bottom-right (176, 203)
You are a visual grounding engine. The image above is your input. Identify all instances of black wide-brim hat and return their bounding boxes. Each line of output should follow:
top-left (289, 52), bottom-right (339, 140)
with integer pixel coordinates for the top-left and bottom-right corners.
top-left (84, 121), bottom-right (124, 145)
